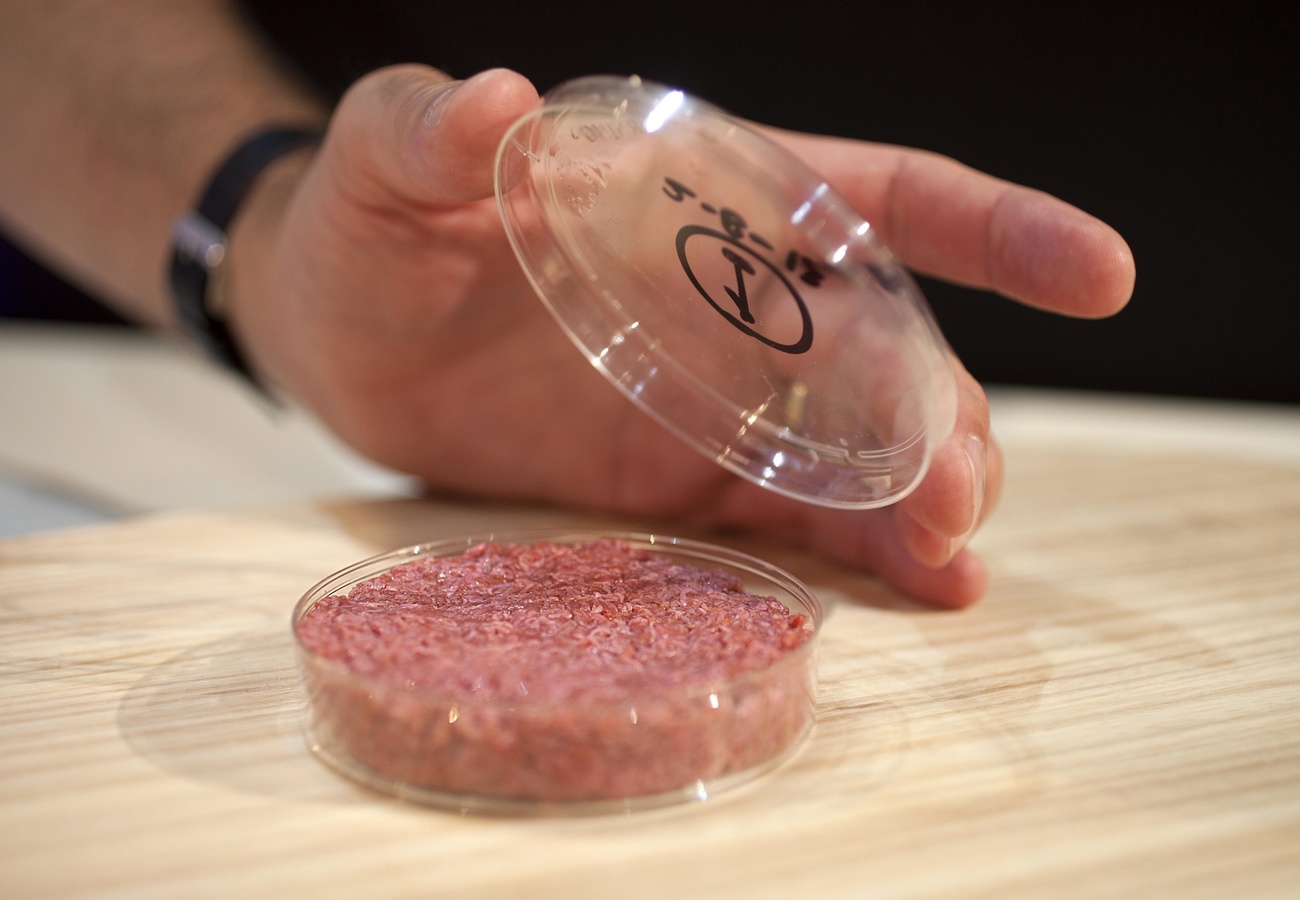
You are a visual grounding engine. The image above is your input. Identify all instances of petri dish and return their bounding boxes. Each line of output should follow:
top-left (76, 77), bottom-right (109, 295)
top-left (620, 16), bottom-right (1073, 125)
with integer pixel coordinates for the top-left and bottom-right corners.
top-left (293, 531), bottom-right (821, 815)
top-left (496, 75), bottom-right (957, 508)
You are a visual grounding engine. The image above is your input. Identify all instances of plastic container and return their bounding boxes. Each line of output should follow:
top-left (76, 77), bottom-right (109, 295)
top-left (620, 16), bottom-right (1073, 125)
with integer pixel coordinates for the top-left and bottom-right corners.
top-left (497, 75), bottom-right (956, 508)
top-left (293, 531), bottom-right (821, 814)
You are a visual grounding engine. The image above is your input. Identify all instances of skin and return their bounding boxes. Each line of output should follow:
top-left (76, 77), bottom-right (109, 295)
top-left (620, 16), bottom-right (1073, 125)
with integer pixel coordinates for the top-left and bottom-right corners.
top-left (0, 7), bottom-right (1135, 608)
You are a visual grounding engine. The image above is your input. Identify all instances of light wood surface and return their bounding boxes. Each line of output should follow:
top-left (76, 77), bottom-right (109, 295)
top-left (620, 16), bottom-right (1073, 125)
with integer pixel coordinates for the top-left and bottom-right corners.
top-left (4, 420), bottom-right (1300, 897)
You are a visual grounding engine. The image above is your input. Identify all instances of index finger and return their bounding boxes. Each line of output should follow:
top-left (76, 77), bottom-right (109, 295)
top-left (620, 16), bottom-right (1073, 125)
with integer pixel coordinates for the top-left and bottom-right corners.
top-left (766, 129), bottom-right (1135, 318)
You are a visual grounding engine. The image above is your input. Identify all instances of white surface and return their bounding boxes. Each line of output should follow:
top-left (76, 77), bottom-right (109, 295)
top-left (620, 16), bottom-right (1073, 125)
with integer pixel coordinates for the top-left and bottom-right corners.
top-left (3, 321), bottom-right (1298, 539)
top-left (0, 474), bottom-right (117, 537)
top-left (0, 322), bottom-right (416, 536)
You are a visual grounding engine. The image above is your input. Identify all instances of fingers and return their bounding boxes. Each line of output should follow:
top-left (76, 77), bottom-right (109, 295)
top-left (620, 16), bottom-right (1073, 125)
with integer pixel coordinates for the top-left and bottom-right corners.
top-left (714, 447), bottom-right (996, 608)
top-left (868, 539), bottom-right (991, 610)
top-left (899, 358), bottom-right (996, 524)
top-left (767, 130), bottom-right (1135, 319)
top-left (877, 149), bottom-right (1134, 319)
top-left (329, 65), bottom-right (539, 207)
top-left (896, 433), bottom-right (1003, 569)
top-left (888, 355), bottom-right (1003, 576)
top-left (822, 504), bottom-right (992, 609)
top-left (775, 498), bottom-right (993, 609)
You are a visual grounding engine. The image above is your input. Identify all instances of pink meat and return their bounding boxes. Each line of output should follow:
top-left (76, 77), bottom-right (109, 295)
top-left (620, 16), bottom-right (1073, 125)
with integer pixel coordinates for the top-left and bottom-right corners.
top-left (297, 539), bottom-right (814, 804)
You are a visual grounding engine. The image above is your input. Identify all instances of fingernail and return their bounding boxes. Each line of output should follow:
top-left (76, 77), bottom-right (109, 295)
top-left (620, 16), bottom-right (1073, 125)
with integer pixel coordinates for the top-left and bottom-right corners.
top-left (963, 433), bottom-right (986, 530)
top-left (943, 434), bottom-right (987, 559)
top-left (937, 535), bottom-right (956, 566)
top-left (422, 81), bottom-right (463, 129)
top-left (900, 507), bottom-right (954, 570)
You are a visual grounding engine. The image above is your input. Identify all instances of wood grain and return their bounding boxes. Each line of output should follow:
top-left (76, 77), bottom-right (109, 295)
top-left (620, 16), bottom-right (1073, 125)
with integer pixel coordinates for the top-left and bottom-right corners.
top-left (2, 437), bottom-right (1298, 898)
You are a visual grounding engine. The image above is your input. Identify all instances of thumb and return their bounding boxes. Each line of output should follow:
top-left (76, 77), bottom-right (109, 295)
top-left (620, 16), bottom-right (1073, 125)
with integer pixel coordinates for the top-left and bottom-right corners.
top-left (329, 65), bottom-right (540, 207)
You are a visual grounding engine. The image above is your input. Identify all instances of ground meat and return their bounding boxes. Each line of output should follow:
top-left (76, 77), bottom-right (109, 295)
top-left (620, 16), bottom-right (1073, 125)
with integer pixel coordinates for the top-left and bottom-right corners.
top-left (295, 538), bottom-right (816, 805)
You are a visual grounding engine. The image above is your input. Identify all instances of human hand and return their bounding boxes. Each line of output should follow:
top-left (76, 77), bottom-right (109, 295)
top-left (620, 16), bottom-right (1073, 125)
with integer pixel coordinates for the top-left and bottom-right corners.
top-left (227, 66), bottom-right (1134, 608)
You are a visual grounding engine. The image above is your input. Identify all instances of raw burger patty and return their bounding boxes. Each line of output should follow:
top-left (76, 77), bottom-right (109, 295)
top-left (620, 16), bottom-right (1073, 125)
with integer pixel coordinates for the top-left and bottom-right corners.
top-left (297, 538), bottom-right (814, 803)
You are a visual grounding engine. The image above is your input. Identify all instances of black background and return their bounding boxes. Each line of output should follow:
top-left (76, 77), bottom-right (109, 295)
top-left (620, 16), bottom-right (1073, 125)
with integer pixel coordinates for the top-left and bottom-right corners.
top-left (5, 3), bottom-right (1296, 403)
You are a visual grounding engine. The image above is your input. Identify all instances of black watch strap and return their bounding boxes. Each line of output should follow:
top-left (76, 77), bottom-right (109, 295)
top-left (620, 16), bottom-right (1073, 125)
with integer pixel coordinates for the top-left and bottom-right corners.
top-left (169, 126), bottom-right (322, 390)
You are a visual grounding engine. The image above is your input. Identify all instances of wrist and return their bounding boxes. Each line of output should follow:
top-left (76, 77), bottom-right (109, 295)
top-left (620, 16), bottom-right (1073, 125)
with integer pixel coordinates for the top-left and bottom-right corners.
top-left (169, 127), bottom-right (322, 393)
top-left (219, 143), bottom-right (319, 394)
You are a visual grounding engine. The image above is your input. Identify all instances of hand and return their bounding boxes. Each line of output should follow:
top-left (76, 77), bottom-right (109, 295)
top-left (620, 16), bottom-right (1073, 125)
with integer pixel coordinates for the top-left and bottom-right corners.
top-left (228, 66), bottom-right (1134, 607)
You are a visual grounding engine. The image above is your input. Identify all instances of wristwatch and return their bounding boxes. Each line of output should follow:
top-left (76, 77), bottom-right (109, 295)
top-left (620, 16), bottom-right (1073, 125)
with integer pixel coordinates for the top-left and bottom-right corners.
top-left (168, 126), bottom-right (322, 390)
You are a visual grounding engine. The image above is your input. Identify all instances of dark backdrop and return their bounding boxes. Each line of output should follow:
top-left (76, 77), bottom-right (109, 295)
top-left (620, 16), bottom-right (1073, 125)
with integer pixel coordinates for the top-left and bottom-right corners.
top-left (4, 3), bottom-right (1296, 403)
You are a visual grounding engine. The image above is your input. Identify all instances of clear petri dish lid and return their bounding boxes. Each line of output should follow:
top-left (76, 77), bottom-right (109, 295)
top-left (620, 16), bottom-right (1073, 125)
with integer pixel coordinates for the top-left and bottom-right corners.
top-left (495, 75), bottom-right (957, 508)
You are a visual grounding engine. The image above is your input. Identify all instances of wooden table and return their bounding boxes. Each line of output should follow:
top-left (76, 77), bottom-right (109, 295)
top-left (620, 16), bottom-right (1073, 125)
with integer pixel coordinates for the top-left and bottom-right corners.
top-left (3, 391), bottom-right (1299, 897)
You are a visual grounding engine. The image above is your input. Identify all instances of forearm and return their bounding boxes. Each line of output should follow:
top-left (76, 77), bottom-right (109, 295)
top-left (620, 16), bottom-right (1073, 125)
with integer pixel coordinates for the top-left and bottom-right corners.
top-left (0, 0), bottom-right (327, 326)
